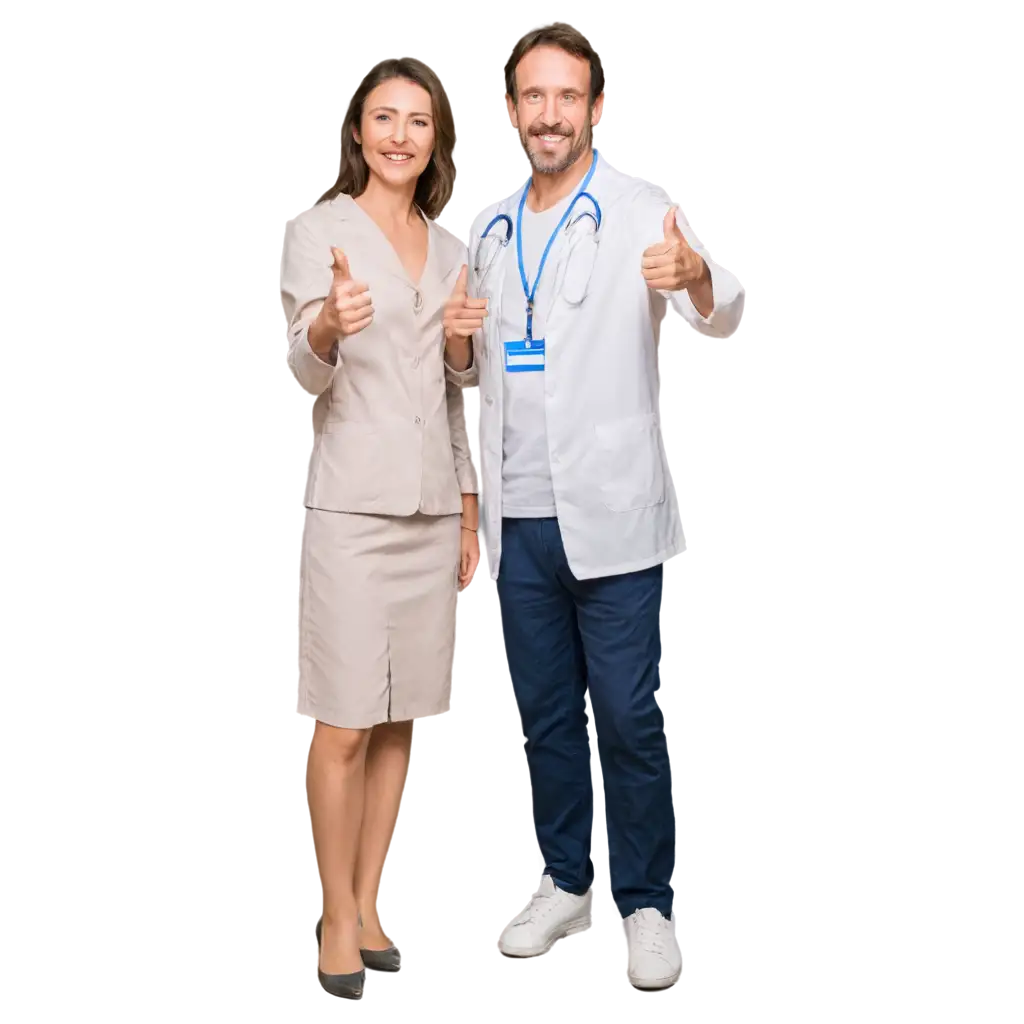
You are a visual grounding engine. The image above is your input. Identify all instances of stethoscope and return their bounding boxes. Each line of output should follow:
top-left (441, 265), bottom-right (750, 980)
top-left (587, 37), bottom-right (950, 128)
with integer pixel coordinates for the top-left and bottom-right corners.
top-left (473, 149), bottom-right (604, 286)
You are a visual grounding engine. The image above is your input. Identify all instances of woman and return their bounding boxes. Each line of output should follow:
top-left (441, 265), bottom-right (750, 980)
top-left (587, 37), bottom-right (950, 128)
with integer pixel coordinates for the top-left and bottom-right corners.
top-left (279, 58), bottom-right (485, 1001)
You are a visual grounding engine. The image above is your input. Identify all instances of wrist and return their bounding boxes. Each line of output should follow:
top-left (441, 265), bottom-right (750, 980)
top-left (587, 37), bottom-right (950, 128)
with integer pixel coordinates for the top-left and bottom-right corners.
top-left (685, 260), bottom-right (714, 318)
top-left (460, 493), bottom-right (479, 531)
top-left (445, 330), bottom-right (472, 370)
top-left (308, 316), bottom-right (336, 358)
top-left (688, 258), bottom-right (711, 291)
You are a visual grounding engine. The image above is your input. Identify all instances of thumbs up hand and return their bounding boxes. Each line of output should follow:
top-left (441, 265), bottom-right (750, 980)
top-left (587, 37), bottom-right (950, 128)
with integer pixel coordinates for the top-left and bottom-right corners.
top-left (641, 206), bottom-right (708, 293)
top-left (317, 246), bottom-right (374, 339)
top-left (443, 264), bottom-right (488, 341)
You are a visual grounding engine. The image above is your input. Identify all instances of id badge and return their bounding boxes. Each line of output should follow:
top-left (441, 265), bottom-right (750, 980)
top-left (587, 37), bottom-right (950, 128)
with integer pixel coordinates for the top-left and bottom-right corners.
top-left (504, 338), bottom-right (545, 373)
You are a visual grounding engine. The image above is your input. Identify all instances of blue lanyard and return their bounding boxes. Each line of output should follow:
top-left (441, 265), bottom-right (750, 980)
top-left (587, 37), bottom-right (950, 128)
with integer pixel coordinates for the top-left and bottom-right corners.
top-left (516, 149), bottom-right (600, 341)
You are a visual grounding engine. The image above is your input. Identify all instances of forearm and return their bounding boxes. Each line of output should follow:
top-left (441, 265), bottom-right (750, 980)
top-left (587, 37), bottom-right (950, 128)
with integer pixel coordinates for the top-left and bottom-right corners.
top-left (444, 330), bottom-right (473, 372)
top-left (460, 492), bottom-right (479, 531)
top-left (668, 256), bottom-right (745, 338)
top-left (287, 317), bottom-right (337, 395)
top-left (307, 313), bottom-right (339, 362)
top-left (281, 218), bottom-right (341, 380)
top-left (686, 260), bottom-right (714, 319)
top-left (445, 378), bottom-right (480, 493)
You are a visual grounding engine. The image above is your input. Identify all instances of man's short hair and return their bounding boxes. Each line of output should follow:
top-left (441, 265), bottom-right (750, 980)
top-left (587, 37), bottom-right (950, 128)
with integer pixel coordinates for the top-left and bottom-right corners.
top-left (501, 24), bottom-right (606, 103)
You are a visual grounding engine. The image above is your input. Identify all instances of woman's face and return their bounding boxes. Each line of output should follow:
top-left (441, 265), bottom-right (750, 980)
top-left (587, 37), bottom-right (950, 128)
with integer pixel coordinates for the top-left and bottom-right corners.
top-left (355, 77), bottom-right (435, 190)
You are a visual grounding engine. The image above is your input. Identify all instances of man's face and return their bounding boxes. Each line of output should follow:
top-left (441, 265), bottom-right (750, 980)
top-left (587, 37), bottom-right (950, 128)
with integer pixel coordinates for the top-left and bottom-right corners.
top-left (507, 45), bottom-right (604, 174)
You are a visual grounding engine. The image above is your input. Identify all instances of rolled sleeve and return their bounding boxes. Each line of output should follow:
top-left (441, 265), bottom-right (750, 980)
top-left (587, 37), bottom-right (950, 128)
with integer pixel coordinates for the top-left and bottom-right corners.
top-left (444, 352), bottom-right (479, 388)
top-left (281, 217), bottom-right (340, 394)
top-left (665, 255), bottom-right (745, 338)
top-left (445, 378), bottom-right (479, 494)
top-left (286, 317), bottom-right (338, 395)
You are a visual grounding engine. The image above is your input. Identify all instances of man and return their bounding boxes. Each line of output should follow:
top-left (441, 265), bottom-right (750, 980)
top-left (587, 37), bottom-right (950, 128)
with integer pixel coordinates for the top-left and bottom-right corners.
top-left (444, 22), bottom-right (744, 990)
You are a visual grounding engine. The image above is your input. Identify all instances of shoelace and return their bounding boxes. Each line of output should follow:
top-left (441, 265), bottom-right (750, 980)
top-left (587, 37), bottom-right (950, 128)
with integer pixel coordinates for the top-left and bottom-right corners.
top-left (631, 911), bottom-right (669, 955)
top-left (511, 889), bottom-right (560, 927)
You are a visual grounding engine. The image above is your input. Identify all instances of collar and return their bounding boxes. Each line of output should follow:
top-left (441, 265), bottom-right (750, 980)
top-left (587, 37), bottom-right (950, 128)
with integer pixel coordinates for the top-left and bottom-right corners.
top-left (494, 149), bottom-right (618, 218)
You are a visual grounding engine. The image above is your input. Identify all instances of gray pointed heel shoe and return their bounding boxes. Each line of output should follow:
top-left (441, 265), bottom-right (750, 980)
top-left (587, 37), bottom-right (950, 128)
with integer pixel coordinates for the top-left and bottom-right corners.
top-left (355, 912), bottom-right (401, 972)
top-left (317, 913), bottom-right (370, 999)
top-left (360, 945), bottom-right (401, 972)
top-left (319, 966), bottom-right (368, 999)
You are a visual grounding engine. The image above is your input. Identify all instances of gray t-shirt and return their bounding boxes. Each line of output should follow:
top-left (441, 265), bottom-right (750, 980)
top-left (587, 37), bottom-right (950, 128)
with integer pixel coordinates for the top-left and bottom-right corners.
top-left (501, 193), bottom-right (573, 518)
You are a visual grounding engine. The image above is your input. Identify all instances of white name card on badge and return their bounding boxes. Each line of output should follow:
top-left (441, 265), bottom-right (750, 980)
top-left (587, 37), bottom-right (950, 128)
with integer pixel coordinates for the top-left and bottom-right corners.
top-left (504, 338), bottom-right (546, 373)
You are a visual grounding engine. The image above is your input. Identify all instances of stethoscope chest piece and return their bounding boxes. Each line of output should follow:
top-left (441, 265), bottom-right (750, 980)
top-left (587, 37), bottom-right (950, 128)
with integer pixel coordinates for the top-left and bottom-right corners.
top-left (473, 218), bottom-right (511, 286)
top-left (560, 228), bottom-right (600, 306)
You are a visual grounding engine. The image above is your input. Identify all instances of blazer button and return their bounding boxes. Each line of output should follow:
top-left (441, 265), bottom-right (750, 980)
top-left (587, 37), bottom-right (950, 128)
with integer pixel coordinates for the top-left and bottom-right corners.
top-left (415, 416), bottom-right (423, 425)
top-left (413, 290), bottom-right (423, 313)
top-left (412, 355), bottom-right (421, 368)
top-left (485, 395), bottom-right (494, 406)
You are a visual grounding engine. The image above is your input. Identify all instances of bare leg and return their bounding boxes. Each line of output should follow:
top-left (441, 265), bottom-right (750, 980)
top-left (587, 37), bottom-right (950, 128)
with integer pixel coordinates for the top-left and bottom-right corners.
top-left (354, 719), bottom-right (413, 950)
top-left (307, 720), bottom-right (371, 974)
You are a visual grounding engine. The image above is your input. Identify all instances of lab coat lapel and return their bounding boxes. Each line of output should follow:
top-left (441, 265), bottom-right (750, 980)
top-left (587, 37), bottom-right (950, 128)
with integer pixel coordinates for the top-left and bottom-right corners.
top-left (482, 194), bottom-right (520, 356)
top-left (542, 156), bottom-right (613, 339)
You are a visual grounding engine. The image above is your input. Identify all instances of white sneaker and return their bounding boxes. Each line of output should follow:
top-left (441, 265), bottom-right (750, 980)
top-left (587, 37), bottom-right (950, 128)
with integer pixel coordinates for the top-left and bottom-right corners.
top-left (623, 908), bottom-right (682, 989)
top-left (498, 874), bottom-right (592, 957)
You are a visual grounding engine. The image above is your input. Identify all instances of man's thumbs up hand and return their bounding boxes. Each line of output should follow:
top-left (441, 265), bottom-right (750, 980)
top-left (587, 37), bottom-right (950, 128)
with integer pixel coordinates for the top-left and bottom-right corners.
top-left (663, 206), bottom-right (690, 247)
top-left (641, 206), bottom-right (707, 293)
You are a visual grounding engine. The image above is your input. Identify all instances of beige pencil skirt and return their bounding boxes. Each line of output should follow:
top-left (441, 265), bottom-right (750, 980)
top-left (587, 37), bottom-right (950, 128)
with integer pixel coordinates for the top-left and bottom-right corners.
top-left (297, 507), bottom-right (462, 729)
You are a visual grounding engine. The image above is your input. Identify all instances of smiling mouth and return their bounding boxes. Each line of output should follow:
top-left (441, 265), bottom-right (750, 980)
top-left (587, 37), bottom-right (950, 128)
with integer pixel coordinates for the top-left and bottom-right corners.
top-left (535, 134), bottom-right (568, 144)
top-left (382, 153), bottom-right (414, 162)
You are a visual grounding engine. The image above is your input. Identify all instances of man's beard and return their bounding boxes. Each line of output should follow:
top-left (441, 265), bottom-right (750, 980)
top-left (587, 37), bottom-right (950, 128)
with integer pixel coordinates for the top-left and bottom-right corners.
top-left (519, 112), bottom-right (593, 174)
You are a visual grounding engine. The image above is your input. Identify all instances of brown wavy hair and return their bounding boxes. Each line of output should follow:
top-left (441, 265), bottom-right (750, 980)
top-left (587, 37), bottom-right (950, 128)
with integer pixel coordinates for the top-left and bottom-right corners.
top-left (316, 58), bottom-right (456, 219)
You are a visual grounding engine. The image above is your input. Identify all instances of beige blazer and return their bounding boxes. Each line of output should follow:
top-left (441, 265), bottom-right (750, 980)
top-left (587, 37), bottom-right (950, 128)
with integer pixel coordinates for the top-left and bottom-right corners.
top-left (280, 193), bottom-right (478, 516)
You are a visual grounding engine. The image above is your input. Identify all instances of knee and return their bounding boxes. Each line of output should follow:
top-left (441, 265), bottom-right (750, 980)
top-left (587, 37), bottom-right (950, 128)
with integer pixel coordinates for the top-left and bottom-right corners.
top-left (595, 693), bottom-right (665, 757)
top-left (312, 720), bottom-right (371, 766)
top-left (367, 719), bottom-right (413, 754)
top-left (517, 690), bottom-right (588, 747)
top-left (371, 719), bottom-right (413, 742)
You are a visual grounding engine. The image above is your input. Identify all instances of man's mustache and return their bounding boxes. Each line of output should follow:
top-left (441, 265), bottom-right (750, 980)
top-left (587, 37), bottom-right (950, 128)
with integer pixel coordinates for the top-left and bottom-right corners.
top-left (528, 125), bottom-right (573, 137)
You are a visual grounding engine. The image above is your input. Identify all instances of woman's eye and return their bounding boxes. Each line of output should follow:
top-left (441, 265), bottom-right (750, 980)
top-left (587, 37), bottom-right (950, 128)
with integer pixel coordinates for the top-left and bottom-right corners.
top-left (414, 119), bottom-right (427, 127)
top-left (375, 114), bottom-right (389, 121)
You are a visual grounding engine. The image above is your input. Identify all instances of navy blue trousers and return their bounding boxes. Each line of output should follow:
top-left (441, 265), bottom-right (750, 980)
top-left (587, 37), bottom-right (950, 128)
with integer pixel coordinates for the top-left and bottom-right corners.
top-left (496, 517), bottom-right (674, 918)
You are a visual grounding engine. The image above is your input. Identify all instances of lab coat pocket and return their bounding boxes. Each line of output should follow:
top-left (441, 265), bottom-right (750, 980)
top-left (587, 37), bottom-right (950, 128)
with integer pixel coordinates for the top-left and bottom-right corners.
top-left (594, 412), bottom-right (666, 512)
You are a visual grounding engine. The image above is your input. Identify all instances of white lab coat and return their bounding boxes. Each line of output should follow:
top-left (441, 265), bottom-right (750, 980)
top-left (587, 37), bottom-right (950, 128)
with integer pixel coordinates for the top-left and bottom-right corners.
top-left (447, 153), bottom-right (745, 581)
